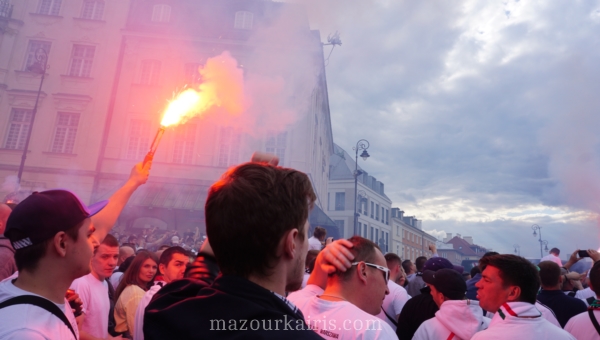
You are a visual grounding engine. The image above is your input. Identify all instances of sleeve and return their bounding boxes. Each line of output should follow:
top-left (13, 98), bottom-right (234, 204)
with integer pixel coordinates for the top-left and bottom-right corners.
top-left (392, 289), bottom-right (409, 316)
top-left (69, 278), bottom-right (90, 314)
top-left (396, 301), bottom-right (417, 340)
top-left (125, 288), bottom-right (146, 336)
top-left (3, 329), bottom-right (48, 340)
top-left (411, 323), bottom-right (428, 340)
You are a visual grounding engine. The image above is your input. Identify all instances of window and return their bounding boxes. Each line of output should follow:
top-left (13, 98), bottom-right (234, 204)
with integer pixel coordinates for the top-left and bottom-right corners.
top-left (38, 0), bottom-right (62, 15)
top-left (139, 60), bottom-right (161, 85)
top-left (334, 192), bottom-right (345, 211)
top-left (218, 127), bottom-right (241, 167)
top-left (152, 4), bottom-right (171, 23)
top-left (358, 222), bottom-right (361, 236)
top-left (370, 226), bottom-right (374, 241)
top-left (385, 232), bottom-right (389, 252)
top-left (375, 229), bottom-right (379, 245)
top-left (126, 120), bottom-right (150, 160)
top-left (265, 131), bottom-right (287, 166)
top-left (23, 41), bottom-right (51, 71)
top-left (184, 63), bottom-right (201, 85)
top-left (363, 224), bottom-right (367, 238)
top-left (334, 220), bottom-right (344, 237)
top-left (51, 112), bottom-right (79, 153)
top-left (80, 0), bottom-right (104, 20)
top-left (68, 45), bottom-right (95, 77)
top-left (376, 204), bottom-right (379, 221)
top-left (172, 124), bottom-right (196, 164)
top-left (3, 109), bottom-right (32, 149)
top-left (370, 202), bottom-right (374, 218)
top-left (234, 11), bottom-right (253, 29)
top-left (396, 226), bottom-right (399, 236)
top-left (386, 209), bottom-right (389, 225)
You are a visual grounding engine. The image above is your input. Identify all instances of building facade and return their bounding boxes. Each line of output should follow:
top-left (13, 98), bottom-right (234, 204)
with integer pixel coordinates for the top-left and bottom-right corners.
top-left (390, 208), bottom-right (436, 261)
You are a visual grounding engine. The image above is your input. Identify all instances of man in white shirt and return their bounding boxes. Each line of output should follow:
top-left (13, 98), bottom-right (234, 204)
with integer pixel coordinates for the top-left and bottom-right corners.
top-left (414, 268), bottom-right (490, 339)
top-left (133, 246), bottom-right (189, 340)
top-left (308, 226), bottom-right (326, 251)
top-left (0, 164), bottom-right (148, 339)
top-left (287, 236), bottom-right (397, 339)
top-left (565, 253), bottom-right (600, 339)
top-left (471, 254), bottom-right (574, 340)
top-left (541, 248), bottom-right (563, 267)
top-left (71, 234), bottom-right (122, 340)
top-left (376, 253), bottom-right (410, 331)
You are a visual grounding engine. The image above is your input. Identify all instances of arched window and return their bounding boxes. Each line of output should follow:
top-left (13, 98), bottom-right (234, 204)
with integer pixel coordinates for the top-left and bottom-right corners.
top-left (234, 11), bottom-right (253, 30)
top-left (152, 4), bottom-right (171, 23)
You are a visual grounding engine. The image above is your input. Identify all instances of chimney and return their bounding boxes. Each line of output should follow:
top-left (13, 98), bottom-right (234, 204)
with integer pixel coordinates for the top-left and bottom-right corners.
top-left (443, 233), bottom-right (453, 242)
top-left (464, 236), bottom-right (473, 245)
top-left (391, 208), bottom-right (399, 218)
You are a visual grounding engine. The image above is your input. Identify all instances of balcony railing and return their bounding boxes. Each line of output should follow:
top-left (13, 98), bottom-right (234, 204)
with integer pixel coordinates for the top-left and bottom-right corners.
top-left (0, 1), bottom-right (13, 19)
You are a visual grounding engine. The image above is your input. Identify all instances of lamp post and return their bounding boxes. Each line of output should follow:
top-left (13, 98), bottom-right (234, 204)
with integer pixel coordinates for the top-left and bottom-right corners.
top-left (531, 224), bottom-right (548, 258)
top-left (17, 48), bottom-right (48, 183)
top-left (353, 139), bottom-right (369, 236)
top-left (513, 244), bottom-right (520, 256)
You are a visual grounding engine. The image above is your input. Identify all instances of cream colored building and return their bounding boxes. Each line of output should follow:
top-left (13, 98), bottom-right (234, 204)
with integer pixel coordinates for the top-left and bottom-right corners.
top-left (390, 208), bottom-right (437, 261)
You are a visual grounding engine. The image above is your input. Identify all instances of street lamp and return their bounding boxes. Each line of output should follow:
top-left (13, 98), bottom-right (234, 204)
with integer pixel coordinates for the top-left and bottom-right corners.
top-left (513, 244), bottom-right (520, 256)
top-left (531, 224), bottom-right (547, 258)
top-left (17, 48), bottom-right (48, 183)
top-left (353, 139), bottom-right (369, 236)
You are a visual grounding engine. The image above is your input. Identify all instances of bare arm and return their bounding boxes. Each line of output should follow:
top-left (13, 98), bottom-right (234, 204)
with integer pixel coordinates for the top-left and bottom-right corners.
top-left (92, 162), bottom-right (150, 243)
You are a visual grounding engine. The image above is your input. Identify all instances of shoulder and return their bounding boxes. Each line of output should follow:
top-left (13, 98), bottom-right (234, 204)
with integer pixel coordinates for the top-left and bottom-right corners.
top-left (0, 329), bottom-right (48, 340)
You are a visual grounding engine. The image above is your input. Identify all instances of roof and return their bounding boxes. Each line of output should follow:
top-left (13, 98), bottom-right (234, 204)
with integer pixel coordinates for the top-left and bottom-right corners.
top-left (329, 143), bottom-right (363, 180)
top-left (445, 236), bottom-right (479, 256)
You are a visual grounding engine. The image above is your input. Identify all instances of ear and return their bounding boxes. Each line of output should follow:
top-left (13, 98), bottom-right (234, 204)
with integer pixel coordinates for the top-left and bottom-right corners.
top-left (507, 285), bottom-right (522, 302)
top-left (52, 231), bottom-right (69, 258)
top-left (282, 228), bottom-right (299, 259)
top-left (356, 262), bottom-right (368, 285)
top-left (159, 263), bottom-right (166, 275)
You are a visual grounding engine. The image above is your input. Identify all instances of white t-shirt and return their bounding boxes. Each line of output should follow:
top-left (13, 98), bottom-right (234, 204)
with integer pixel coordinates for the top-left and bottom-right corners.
top-left (0, 279), bottom-right (80, 340)
top-left (110, 271), bottom-right (124, 290)
top-left (70, 273), bottom-right (109, 339)
top-left (540, 254), bottom-right (563, 267)
top-left (565, 309), bottom-right (600, 340)
top-left (308, 237), bottom-right (322, 251)
top-left (301, 272), bottom-right (310, 289)
top-left (287, 286), bottom-right (396, 339)
top-left (133, 281), bottom-right (165, 340)
top-left (376, 280), bottom-right (410, 331)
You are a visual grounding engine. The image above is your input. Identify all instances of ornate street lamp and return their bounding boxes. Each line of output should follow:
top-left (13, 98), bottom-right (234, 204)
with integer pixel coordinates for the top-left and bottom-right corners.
top-left (513, 244), bottom-right (520, 256)
top-left (531, 224), bottom-right (548, 258)
top-left (17, 48), bottom-right (48, 183)
top-left (353, 139), bottom-right (369, 236)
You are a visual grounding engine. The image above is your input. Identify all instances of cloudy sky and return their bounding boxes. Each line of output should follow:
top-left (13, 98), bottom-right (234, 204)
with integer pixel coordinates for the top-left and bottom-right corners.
top-left (297, 0), bottom-right (600, 258)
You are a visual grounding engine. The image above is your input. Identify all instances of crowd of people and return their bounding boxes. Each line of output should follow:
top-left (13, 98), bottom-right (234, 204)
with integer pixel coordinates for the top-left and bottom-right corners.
top-left (0, 154), bottom-right (599, 339)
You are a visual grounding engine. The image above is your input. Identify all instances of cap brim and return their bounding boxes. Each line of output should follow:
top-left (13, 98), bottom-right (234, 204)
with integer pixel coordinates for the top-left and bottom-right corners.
top-left (422, 270), bottom-right (436, 285)
top-left (453, 265), bottom-right (465, 274)
top-left (88, 200), bottom-right (108, 216)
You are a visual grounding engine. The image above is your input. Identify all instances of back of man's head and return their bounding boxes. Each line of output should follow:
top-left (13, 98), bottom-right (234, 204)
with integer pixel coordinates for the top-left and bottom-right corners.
top-left (385, 253), bottom-right (401, 267)
top-left (589, 261), bottom-right (600, 295)
top-left (313, 227), bottom-right (326, 240)
top-left (337, 236), bottom-right (380, 281)
top-left (480, 254), bottom-right (540, 304)
top-left (415, 256), bottom-right (427, 272)
top-left (402, 259), bottom-right (413, 274)
top-left (206, 163), bottom-right (316, 278)
top-left (550, 248), bottom-right (560, 256)
top-left (538, 261), bottom-right (561, 288)
top-left (119, 245), bottom-right (135, 263)
top-left (423, 268), bottom-right (466, 302)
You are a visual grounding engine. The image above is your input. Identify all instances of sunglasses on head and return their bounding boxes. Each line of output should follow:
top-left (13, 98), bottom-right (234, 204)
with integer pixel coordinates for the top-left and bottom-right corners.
top-left (351, 261), bottom-right (390, 282)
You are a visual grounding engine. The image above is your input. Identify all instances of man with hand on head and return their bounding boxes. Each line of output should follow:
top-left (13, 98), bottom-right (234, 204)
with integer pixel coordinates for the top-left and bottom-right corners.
top-left (413, 268), bottom-right (490, 340)
top-left (471, 254), bottom-right (574, 340)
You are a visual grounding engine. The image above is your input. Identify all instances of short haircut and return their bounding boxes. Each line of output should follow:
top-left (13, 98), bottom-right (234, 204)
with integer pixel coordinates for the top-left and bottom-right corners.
top-left (206, 163), bottom-right (316, 278)
top-left (115, 250), bottom-right (158, 300)
top-left (385, 253), bottom-right (401, 267)
top-left (538, 261), bottom-right (561, 287)
top-left (401, 260), bottom-right (413, 273)
top-left (14, 219), bottom-right (83, 272)
top-left (470, 266), bottom-right (481, 277)
top-left (478, 251), bottom-right (499, 268)
top-left (480, 254), bottom-right (540, 304)
top-left (338, 236), bottom-right (380, 281)
top-left (313, 227), bottom-right (326, 239)
top-left (305, 250), bottom-right (320, 272)
top-left (415, 256), bottom-right (427, 271)
top-left (159, 246), bottom-right (189, 267)
top-left (97, 234), bottom-right (119, 253)
top-left (119, 245), bottom-right (134, 258)
top-left (589, 261), bottom-right (600, 295)
top-left (550, 248), bottom-right (560, 255)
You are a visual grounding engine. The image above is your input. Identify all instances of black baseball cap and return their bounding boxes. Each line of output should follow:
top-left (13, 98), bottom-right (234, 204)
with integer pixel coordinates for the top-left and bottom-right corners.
top-left (5, 190), bottom-right (108, 250)
top-left (423, 268), bottom-right (467, 300)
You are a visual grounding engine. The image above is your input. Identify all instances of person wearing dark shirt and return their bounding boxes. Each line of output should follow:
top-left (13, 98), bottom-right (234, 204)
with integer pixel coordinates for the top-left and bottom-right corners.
top-left (536, 261), bottom-right (587, 328)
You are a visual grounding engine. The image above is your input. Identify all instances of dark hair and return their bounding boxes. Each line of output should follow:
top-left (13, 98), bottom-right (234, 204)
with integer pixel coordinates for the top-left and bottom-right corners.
top-left (96, 234), bottom-right (119, 255)
top-left (115, 250), bottom-right (158, 301)
top-left (305, 250), bottom-right (320, 272)
top-left (158, 244), bottom-right (171, 251)
top-left (128, 235), bottom-right (137, 243)
top-left (480, 254), bottom-right (540, 304)
top-left (590, 261), bottom-right (600, 295)
top-left (313, 227), bottom-right (327, 239)
top-left (470, 266), bottom-right (481, 277)
top-left (159, 246), bottom-right (188, 267)
top-left (550, 248), bottom-right (560, 255)
top-left (206, 163), bottom-right (316, 278)
top-left (538, 261), bottom-right (561, 287)
top-left (385, 253), bottom-right (401, 267)
top-left (478, 251), bottom-right (500, 269)
top-left (402, 260), bottom-right (413, 274)
top-left (338, 236), bottom-right (380, 281)
top-left (14, 219), bottom-right (83, 272)
top-left (415, 256), bottom-right (427, 271)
